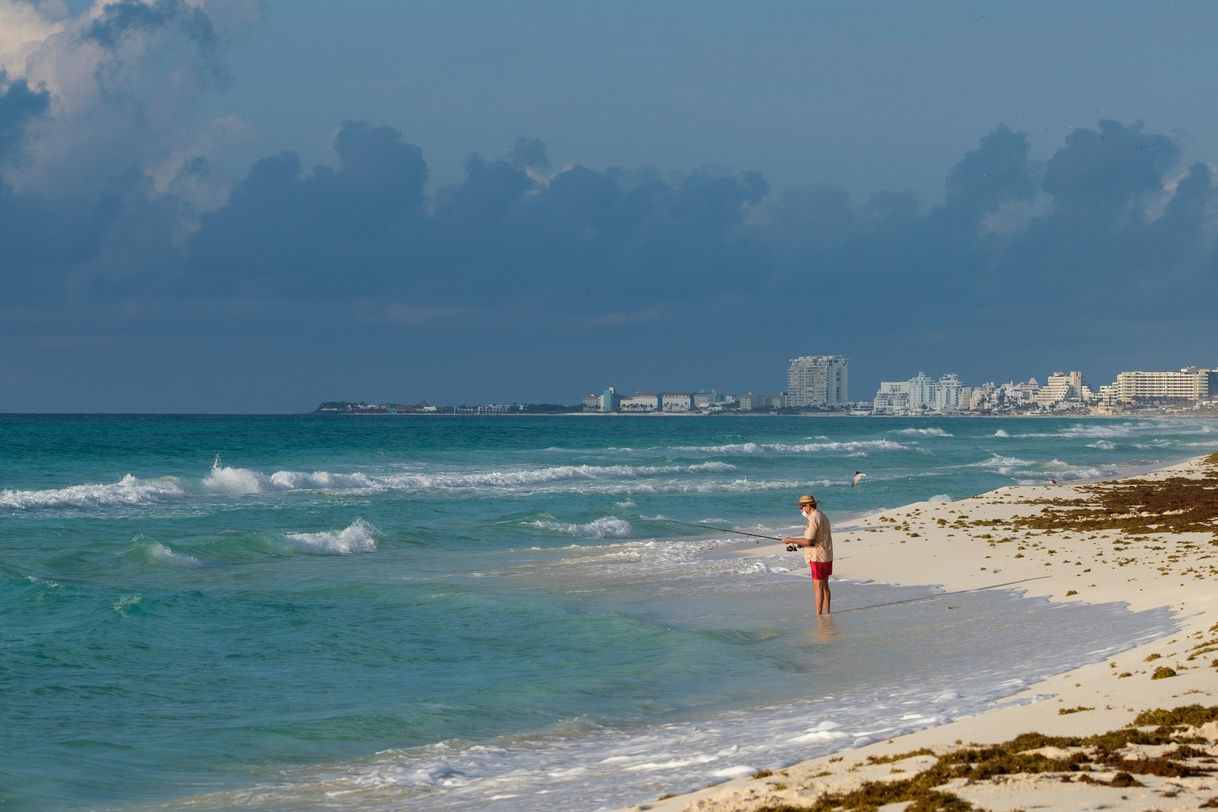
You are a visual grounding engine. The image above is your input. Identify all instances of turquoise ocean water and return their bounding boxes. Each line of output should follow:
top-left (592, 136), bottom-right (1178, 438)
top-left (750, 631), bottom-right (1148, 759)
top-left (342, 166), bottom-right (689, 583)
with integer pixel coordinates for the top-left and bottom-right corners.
top-left (2, 414), bottom-right (1214, 810)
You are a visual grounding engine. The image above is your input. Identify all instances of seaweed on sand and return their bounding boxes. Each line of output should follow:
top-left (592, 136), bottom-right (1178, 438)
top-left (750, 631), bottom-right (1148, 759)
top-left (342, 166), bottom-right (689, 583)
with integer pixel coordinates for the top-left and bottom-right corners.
top-left (754, 706), bottom-right (1218, 812)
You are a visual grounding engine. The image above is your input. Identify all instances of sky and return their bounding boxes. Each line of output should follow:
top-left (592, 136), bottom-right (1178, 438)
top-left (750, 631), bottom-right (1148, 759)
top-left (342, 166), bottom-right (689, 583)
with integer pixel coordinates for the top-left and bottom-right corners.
top-left (2, 0), bottom-right (1218, 412)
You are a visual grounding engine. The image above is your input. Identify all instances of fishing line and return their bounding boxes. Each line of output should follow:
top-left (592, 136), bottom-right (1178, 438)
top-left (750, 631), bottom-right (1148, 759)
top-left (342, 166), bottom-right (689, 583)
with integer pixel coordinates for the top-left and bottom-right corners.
top-left (665, 519), bottom-right (1053, 614)
top-left (834, 575), bottom-right (1052, 614)
top-left (663, 518), bottom-right (782, 542)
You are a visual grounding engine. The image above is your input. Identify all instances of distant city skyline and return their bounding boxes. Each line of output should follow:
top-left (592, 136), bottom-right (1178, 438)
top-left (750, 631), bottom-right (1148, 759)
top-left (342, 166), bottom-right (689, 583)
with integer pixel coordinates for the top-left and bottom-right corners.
top-left (4, 3), bottom-right (1218, 412)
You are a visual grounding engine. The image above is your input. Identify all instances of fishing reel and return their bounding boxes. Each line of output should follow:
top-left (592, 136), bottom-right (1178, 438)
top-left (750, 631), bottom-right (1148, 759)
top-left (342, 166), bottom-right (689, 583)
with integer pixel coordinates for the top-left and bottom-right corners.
top-left (785, 543), bottom-right (800, 552)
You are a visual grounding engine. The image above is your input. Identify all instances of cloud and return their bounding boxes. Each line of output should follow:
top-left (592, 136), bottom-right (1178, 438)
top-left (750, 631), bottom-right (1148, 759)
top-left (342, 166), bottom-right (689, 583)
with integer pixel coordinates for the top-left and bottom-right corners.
top-left (0, 70), bottom-right (50, 162)
top-left (184, 121), bottom-right (430, 297)
top-left (4, 98), bottom-right (1218, 410)
top-left (0, 1), bottom-right (66, 78)
top-left (1042, 119), bottom-right (1179, 226)
top-left (5, 0), bottom-right (254, 198)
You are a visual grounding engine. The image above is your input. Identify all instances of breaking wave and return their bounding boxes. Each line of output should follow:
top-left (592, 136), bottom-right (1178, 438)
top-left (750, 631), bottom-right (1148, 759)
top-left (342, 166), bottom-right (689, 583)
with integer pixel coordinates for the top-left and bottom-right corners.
top-left (146, 541), bottom-right (203, 568)
top-left (285, 520), bottom-right (378, 555)
top-left (676, 440), bottom-right (905, 455)
top-left (896, 428), bottom-right (953, 437)
top-left (525, 516), bottom-right (635, 538)
top-left (372, 462), bottom-right (736, 492)
top-left (1, 474), bottom-right (186, 510)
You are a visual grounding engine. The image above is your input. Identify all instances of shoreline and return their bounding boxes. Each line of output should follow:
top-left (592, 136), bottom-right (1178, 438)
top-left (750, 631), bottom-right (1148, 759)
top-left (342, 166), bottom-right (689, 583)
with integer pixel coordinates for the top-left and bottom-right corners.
top-left (630, 453), bottom-right (1218, 811)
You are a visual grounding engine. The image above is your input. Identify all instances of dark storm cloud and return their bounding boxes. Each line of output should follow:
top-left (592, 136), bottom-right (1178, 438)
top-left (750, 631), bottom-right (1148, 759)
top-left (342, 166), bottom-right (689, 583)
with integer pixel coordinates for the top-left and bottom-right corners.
top-left (84, 0), bottom-right (221, 60)
top-left (182, 123), bottom-right (768, 307)
top-left (4, 115), bottom-right (1218, 410)
top-left (509, 136), bottom-right (549, 171)
top-left (0, 72), bottom-right (50, 163)
top-left (944, 124), bottom-right (1037, 214)
top-left (1042, 120), bottom-right (1178, 225)
top-left (186, 122), bottom-right (428, 296)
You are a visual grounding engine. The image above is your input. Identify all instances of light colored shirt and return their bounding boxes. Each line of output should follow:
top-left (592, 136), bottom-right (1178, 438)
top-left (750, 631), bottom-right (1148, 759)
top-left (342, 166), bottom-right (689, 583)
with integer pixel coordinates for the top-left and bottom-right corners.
top-left (802, 508), bottom-right (833, 563)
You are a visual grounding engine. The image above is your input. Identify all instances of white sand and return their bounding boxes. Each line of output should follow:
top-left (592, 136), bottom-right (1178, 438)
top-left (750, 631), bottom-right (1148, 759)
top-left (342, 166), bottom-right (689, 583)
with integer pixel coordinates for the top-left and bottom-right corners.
top-left (628, 455), bottom-right (1218, 812)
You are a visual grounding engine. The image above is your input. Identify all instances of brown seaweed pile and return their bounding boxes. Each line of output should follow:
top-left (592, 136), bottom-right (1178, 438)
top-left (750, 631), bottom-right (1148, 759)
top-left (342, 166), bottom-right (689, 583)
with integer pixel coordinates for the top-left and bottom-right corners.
top-left (1015, 454), bottom-right (1218, 539)
top-left (751, 706), bottom-right (1218, 811)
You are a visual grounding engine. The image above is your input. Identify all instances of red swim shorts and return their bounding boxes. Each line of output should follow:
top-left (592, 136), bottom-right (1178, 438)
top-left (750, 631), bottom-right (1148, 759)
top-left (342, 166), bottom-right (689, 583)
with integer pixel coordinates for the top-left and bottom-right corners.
top-left (809, 561), bottom-right (833, 580)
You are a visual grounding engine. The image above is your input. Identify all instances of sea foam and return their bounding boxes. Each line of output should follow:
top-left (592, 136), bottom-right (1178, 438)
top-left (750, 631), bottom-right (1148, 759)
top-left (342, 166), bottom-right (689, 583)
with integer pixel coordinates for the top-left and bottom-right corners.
top-left (525, 516), bottom-right (635, 538)
top-left (285, 519), bottom-right (377, 554)
top-left (677, 440), bottom-right (905, 455)
top-left (896, 427), bottom-right (953, 437)
top-left (0, 474), bottom-right (186, 509)
top-left (147, 541), bottom-right (203, 568)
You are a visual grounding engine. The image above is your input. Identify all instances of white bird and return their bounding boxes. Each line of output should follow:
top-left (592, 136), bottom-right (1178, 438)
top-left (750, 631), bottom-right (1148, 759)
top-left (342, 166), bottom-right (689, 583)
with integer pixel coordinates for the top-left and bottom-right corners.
top-left (851, 470), bottom-right (866, 487)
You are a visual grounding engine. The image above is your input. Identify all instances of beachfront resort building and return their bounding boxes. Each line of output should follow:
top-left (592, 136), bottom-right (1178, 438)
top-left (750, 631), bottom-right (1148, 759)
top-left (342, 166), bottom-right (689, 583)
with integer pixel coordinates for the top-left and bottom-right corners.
top-left (694, 392), bottom-right (737, 411)
top-left (787, 355), bottom-right (849, 408)
top-left (872, 372), bottom-right (965, 414)
top-left (931, 373), bottom-right (965, 412)
top-left (620, 393), bottom-right (661, 412)
top-left (661, 393), bottom-right (694, 412)
top-left (1035, 371), bottom-right (1092, 409)
top-left (1104, 368), bottom-right (1216, 404)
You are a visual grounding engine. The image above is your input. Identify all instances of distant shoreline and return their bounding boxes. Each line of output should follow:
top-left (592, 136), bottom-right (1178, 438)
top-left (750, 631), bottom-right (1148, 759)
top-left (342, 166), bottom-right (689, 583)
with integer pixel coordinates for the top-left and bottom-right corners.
top-left (309, 409), bottom-right (1218, 419)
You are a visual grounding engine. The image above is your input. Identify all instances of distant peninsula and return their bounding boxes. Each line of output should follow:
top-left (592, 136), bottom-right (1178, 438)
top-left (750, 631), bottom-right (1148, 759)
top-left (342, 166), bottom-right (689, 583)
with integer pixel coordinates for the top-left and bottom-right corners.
top-left (314, 401), bottom-right (582, 415)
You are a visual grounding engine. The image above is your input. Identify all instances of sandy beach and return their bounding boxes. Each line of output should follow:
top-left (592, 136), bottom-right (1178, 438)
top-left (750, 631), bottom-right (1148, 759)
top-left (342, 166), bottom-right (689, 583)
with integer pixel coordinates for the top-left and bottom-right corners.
top-left (631, 453), bottom-right (1218, 812)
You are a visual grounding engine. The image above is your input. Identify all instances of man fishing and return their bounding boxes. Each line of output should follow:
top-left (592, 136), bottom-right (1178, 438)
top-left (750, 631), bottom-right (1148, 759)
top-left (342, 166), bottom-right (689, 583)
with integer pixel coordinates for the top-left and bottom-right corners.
top-left (783, 494), bottom-right (833, 615)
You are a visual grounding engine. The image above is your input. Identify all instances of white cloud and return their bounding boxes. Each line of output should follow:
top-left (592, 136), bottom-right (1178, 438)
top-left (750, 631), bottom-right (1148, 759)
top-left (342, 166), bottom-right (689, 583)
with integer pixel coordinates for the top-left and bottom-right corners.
top-left (1, 0), bottom-right (257, 199)
top-left (0, 1), bottom-right (68, 79)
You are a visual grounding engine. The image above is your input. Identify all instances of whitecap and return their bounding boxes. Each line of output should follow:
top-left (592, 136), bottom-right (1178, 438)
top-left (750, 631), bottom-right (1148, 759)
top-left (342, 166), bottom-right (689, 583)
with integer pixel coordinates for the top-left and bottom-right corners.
top-left (377, 461), bottom-right (736, 491)
top-left (677, 440), bottom-right (905, 455)
top-left (971, 454), bottom-right (1033, 475)
top-left (0, 474), bottom-right (186, 510)
top-left (285, 519), bottom-right (377, 554)
top-left (896, 427), bottom-right (953, 437)
top-left (203, 457), bottom-right (266, 495)
top-left (113, 594), bottom-right (142, 615)
top-left (525, 516), bottom-right (635, 538)
top-left (269, 470), bottom-right (377, 490)
top-left (993, 429), bottom-right (1010, 438)
top-left (147, 541), bottom-right (202, 568)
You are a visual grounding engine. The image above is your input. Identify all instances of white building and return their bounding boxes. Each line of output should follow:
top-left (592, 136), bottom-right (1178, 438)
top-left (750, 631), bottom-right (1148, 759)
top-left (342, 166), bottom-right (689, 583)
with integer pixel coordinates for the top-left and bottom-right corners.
top-left (967, 382), bottom-right (998, 412)
top-left (872, 372), bottom-right (936, 414)
top-left (1036, 371), bottom-right (1088, 409)
top-left (931, 373), bottom-right (964, 413)
top-left (787, 355), bottom-right (849, 408)
top-left (1112, 368), bottom-right (1214, 403)
top-left (1000, 378), bottom-right (1041, 405)
top-left (661, 393), bottom-right (694, 412)
top-left (620, 393), bottom-right (660, 412)
top-left (872, 382), bottom-right (911, 414)
top-left (737, 393), bottom-right (767, 412)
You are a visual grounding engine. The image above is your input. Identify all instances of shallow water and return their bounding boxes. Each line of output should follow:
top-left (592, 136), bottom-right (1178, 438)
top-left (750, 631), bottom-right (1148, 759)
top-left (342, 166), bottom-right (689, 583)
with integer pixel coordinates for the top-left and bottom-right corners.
top-left (0, 414), bottom-right (1210, 809)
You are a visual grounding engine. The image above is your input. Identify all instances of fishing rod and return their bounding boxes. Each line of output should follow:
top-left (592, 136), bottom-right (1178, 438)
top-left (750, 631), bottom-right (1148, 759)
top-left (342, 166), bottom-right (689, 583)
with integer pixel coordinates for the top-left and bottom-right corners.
top-left (664, 518), bottom-right (783, 543)
top-left (666, 519), bottom-right (1054, 615)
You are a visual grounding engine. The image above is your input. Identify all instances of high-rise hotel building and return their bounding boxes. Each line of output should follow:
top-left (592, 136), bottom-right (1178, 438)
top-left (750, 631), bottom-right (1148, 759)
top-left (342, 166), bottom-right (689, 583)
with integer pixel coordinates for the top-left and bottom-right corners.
top-left (787, 355), bottom-right (849, 408)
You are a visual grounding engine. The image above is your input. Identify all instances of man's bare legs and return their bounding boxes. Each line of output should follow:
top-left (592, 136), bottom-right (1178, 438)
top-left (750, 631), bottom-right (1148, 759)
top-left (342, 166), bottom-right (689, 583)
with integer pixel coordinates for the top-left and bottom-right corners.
top-left (812, 577), bottom-right (831, 615)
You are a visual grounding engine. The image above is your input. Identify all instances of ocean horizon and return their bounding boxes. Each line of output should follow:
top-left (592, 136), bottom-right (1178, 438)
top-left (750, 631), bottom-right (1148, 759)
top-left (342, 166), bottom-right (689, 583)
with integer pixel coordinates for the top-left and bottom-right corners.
top-left (2, 413), bottom-right (1211, 810)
